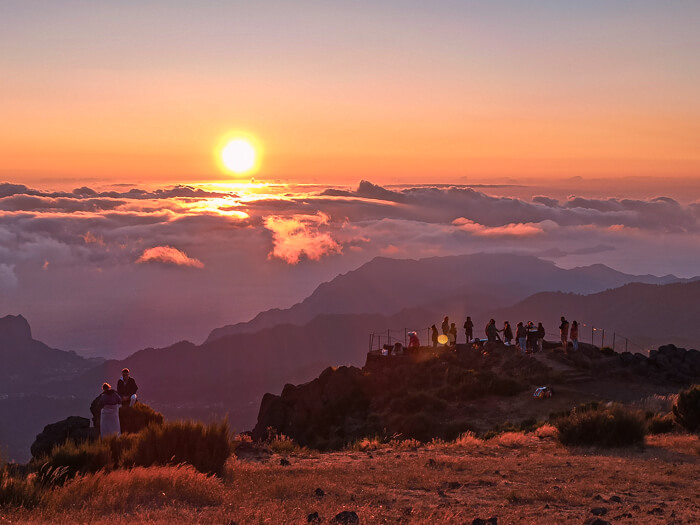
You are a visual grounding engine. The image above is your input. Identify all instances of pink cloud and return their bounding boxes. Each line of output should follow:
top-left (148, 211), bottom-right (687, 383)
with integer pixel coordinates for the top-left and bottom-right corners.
top-left (136, 246), bottom-right (204, 268)
top-left (452, 218), bottom-right (545, 237)
top-left (264, 212), bottom-right (342, 264)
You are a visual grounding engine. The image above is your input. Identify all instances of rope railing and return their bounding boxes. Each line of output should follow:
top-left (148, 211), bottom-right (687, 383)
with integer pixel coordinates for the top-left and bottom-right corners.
top-left (368, 326), bottom-right (433, 352)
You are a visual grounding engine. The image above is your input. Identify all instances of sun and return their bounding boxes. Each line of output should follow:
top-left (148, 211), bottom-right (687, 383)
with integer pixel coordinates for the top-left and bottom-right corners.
top-left (217, 135), bottom-right (261, 175)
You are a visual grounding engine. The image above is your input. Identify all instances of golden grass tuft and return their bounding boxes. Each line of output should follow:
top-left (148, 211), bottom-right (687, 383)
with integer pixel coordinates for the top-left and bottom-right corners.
top-left (492, 431), bottom-right (530, 448)
top-left (451, 431), bottom-right (482, 448)
top-left (43, 465), bottom-right (224, 514)
top-left (534, 423), bottom-right (558, 440)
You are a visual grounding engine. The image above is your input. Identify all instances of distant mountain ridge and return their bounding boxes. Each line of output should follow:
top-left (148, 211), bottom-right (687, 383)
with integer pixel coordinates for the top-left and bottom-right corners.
top-left (0, 314), bottom-right (102, 392)
top-left (491, 280), bottom-right (700, 351)
top-left (206, 253), bottom-right (689, 343)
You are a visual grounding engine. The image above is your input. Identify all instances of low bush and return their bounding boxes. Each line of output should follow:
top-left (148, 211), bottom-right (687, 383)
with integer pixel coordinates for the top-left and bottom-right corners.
top-left (122, 419), bottom-right (231, 476)
top-left (554, 403), bottom-right (646, 447)
top-left (673, 384), bottom-right (700, 433)
top-left (647, 413), bottom-right (675, 435)
top-left (37, 439), bottom-right (113, 485)
top-left (119, 403), bottom-right (164, 434)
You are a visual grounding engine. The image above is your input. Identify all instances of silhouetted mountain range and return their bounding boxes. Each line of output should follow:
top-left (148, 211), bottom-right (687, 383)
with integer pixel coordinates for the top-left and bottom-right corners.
top-left (491, 281), bottom-right (700, 351)
top-left (207, 253), bottom-right (689, 343)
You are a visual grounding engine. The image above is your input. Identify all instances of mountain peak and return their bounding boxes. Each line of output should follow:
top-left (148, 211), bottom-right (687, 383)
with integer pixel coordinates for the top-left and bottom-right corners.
top-left (0, 314), bottom-right (32, 344)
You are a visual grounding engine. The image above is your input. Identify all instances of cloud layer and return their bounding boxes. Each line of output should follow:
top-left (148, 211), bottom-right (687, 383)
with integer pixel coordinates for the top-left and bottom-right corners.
top-left (2, 179), bottom-right (700, 357)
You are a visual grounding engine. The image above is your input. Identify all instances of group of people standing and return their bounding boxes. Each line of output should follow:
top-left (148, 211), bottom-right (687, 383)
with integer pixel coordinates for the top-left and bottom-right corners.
top-left (428, 315), bottom-right (581, 354)
top-left (484, 318), bottom-right (545, 353)
top-left (92, 368), bottom-right (139, 438)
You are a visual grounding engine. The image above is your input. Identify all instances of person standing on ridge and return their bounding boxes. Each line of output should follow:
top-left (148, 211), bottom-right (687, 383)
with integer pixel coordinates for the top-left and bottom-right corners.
top-left (516, 322), bottom-right (527, 352)
top-left (464, 316), bottom-right (474, 343)
top-left (98, 382), bottom-right (121, 437)
top-left (537, 322), bottom-right (545, 353)
top-left (442, 316), bottom-right (450, 336)
top-left (570, 320), bottom-right (579, 351)
top-left (431, 325), bottom-right (439, 348)
top-left (117, 368), bottom-right (138, 407)
top-left (485, 319), bottom-right (500, 343)
top-left (448, 322), bottom-right (457, 347)
top-left (559, 317), bottom-right (570, 349)
top-left (502, 321), bottom-right (513, 345)
top-left (430, 325), bottom-right (438, 348)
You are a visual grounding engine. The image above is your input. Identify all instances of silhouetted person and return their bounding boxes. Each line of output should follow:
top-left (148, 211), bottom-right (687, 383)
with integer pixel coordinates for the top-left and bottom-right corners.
top-left (559, 317), bottom-right (570, 348)
top-left (117, 367), bottom-right (138, 406)
top-left (463, 316), bottom-right (474, 343)
top-left (570, 321), bottom-right (579, 351)
top-left (99, 382), bottom-right (121, 437)
top-left (448, 322), bottom-right (457, 347)
top-left (485, 319), bottom-right (500, 343)
top-left (408, 331), bottom-right (420, 348)
top-left (526, 321), bottom-right (538, 352)
top-left (502, 321), bottom-right (513, 345)
top-left (516, 322), bottom-right (527, 352)
top-left (441, 316), bottom-right (450, 336)
top-left (431, 325), bottom-right (439, 348)
top-left (537, 322), bottom-right (545, 352)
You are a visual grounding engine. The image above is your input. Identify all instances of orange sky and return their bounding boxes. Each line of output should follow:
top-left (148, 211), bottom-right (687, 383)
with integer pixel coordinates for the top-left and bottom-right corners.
top-left (1, 2), bottom-right (698, 186)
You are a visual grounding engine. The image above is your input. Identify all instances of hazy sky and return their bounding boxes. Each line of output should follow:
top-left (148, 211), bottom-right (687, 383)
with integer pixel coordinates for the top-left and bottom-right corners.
top-left (1, 1), bottom-right (699, 184)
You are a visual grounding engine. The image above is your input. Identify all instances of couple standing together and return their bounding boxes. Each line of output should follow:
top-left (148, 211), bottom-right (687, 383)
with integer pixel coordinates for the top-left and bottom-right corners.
top-left (97, 368), bottom-right (138, 437)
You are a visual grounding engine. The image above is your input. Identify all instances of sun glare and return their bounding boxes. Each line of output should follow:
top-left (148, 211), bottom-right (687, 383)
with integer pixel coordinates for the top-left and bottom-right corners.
top-left (217, 135), bottom-right (261, 175)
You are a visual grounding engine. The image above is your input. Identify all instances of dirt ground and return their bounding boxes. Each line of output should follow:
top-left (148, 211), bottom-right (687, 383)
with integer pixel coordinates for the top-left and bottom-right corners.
top-left (5, 432), bottom-right (699, 524)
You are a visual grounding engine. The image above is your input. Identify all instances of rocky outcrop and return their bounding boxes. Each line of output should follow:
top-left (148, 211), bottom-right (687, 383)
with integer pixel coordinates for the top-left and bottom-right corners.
top-left (30, 416), bottom-right (94, 459)
top-left (252, 366), bottom-right (368, 448)
top-left (253, 346), bottom-right (554, 448)
top-left (615, 344), bottom-right (700, 383)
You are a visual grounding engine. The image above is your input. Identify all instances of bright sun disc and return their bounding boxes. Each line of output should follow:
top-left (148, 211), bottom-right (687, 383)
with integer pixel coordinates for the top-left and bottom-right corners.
top-left (221, 138), bottom-right (257, 174)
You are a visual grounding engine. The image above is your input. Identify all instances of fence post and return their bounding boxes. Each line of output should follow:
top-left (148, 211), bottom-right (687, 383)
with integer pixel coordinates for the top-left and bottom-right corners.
top-left (387, 329), bottom-right (390, 345)
top-left (601, 329), bottom-right (605, 349)
top-left (405, 328), bottom-right (407, 347)
top-left (612, 332), bottom-right (616, 352)
top-left (625, 338), bottom-right (628, 352)
top-left (591, 326), bottom-right (594, 345)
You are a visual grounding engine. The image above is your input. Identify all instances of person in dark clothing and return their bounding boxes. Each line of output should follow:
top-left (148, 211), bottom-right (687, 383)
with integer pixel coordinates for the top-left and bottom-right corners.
top-left (117, 368), bottom-right (138, 406)
top-left (485, 319), bottom-right (501, 343)
top-left (441, 316), bottom-right (450, 336)
top-left (526, 321), bottom-right (538, 352)
top-left (502, 321), bottom-right (513, 345)
top-left (516, 322), bottom-right (527, 352)
top-left (559, 317), bottom-right (570, 348)
top-left (536, 322), bottom-right (545, 352)
top-left (570, 320), bottom-right (579, 351)
top-left (464, 316), bottom-right (474, 343)
top-left (431, 325), bottom-right (439, 348)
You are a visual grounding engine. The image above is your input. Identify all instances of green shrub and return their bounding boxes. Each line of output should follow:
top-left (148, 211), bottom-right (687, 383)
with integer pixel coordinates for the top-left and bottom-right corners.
top-left (122, 420), bottom-right (231, 476)
top-left (647, 413), bottom-right (675, 434)
top-left (119, 403), bottom-right (164, 434)
top-left (673, 384), bottom-right (700, 433)
top-left (38, 439), bottom-right (113, 485)
top-left (554, 403), bottom-right (646, 447)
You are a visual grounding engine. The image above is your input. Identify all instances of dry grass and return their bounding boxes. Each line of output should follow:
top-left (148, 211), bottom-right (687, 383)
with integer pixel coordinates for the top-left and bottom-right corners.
top-left (3, 433), bottom-right (700, 524)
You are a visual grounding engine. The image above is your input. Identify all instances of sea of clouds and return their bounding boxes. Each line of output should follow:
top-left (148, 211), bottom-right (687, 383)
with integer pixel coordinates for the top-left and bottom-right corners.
top-left (2, 179), bottom-right (700, 357)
